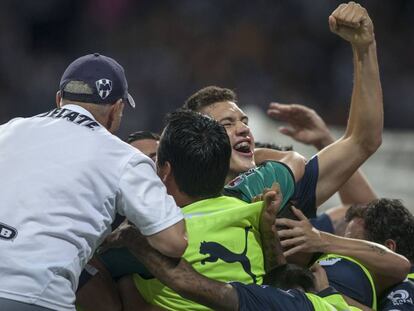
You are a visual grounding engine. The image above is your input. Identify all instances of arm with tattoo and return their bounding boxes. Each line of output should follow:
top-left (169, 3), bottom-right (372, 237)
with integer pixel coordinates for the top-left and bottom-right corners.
top-left (117, 226), bottom-right (239, 311)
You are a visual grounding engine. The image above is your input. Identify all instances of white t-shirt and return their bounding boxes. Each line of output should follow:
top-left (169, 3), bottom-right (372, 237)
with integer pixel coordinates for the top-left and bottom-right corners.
top-left (0, 104), bottom-right (183, 311)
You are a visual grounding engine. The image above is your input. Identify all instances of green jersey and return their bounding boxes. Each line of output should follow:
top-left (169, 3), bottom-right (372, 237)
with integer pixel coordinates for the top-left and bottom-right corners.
top-left (223, 161), bottom-right (295, 210)
top-left (135, 196), bottom-right (273, 311)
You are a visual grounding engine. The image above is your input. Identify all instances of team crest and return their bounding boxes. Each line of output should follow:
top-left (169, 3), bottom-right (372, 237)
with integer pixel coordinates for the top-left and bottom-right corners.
top-left (95, 79), bottom-right (112, 99)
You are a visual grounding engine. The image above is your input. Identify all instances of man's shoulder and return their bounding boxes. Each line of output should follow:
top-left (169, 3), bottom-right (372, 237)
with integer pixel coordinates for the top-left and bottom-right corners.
top-left (380, 279), bottom-right (414, 310)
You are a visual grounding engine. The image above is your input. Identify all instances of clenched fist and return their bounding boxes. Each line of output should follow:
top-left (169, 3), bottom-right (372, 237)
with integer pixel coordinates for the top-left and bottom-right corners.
top-left (329, 2), bottom-right (374, 47)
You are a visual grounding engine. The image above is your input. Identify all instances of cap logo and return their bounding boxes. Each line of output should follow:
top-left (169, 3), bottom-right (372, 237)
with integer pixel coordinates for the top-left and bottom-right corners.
top-left (95, 79), bottom-right (112, 99)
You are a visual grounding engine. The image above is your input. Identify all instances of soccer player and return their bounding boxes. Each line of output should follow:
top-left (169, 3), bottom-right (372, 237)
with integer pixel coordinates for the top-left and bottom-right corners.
top-left (344, 199), bottom-right (414, 310)
top-left (0, 53), bottom-right (187, 311)
top-left (104, 199), bottom-right (359, 311)
top-left (276, 205), bottom-right (410, 309)
top-left (125, 110), bottom-right (294, 310)
top-left (127, 130), bottom-right (160, 162)
top-left (267, 103), bottom-right (377, 235)
top-left (184, 1), bottom-right (383, 220)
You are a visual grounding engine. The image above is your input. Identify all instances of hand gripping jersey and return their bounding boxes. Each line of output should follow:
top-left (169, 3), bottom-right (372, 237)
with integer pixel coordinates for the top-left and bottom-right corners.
top-left (231, 282), bottom-right (356, 311)
top-left (0, 105), bottom-right (182, 311)
top-left (318, 254), bottom-right (377, 310)
top-left (135, 195), bottom-right (293, 311)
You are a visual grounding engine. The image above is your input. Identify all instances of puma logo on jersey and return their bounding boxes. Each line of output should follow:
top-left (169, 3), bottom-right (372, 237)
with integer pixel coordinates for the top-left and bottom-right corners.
top-left (199, 226), bottom-right (257, 283)
top-left (0, 222), bottom-right (18, 241)
top-left (37, 108), bottom-right (100, 130)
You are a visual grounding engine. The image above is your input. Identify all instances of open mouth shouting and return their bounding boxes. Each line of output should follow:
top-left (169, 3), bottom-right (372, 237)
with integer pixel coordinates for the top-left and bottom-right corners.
top-left (233, 139), bottom-right (253, 157)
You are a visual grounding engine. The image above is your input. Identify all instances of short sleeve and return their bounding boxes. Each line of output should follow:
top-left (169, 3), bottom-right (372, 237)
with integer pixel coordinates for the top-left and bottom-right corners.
top-left (117, 155), bottom-right (183, 236)
top-left (292, 156), bottom-right (319, 218)
top-left (223, 161), bottom-right (295, 210)
top-left (319, 257), bottom-right (374, 308)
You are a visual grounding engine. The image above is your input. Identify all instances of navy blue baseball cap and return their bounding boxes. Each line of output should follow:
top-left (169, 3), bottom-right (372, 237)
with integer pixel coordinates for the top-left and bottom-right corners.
top-left (59, 53), bottom-right (135, 108)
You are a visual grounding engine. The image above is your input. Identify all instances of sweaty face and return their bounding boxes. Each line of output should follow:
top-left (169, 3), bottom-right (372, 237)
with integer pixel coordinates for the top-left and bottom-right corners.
top-left (199, 101), bottom-right (255, 182)
top-left (130, 139), bottom-right (159, 162)
top-left (344, 217), bottom-right (366, 240)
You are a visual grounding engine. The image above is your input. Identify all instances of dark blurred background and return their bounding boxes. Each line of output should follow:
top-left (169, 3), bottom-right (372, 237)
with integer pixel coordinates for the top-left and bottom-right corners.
top-left (1, 0), bottom-right (413, 139)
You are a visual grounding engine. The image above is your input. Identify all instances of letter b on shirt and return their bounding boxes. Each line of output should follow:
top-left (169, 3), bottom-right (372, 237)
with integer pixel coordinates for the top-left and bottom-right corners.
top-left (0, 223), bottom-right (17, 240)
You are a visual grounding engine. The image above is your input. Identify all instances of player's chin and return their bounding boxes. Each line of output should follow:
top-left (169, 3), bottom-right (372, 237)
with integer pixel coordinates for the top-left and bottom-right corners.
top-left (230, 157), bottom-right (256, 175)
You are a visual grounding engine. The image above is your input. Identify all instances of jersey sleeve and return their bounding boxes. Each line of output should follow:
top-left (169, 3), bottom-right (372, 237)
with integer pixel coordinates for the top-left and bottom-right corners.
top-left (231, 282), bottom-right (314, 311)
top-left (319, 257), bottom-right (374, 308)
top-left (117, 155), bottom-right (184, 236)
top-left (223, 161), bottom-right (295, 210)
top-left (291, 155), bottom-right (319, 218)
top-left (310, 213), bottom-right (334, 233)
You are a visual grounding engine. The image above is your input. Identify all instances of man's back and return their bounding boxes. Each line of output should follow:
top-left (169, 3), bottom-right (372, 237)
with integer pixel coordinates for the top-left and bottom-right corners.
top-left (136, 196), bottom-right (266, 311)
top-left (0, 104), bottom-right (171, 310)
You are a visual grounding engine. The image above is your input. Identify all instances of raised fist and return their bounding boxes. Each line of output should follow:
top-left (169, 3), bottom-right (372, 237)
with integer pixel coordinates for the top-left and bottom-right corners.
top-left (329, 2), bottom-right (374, 47)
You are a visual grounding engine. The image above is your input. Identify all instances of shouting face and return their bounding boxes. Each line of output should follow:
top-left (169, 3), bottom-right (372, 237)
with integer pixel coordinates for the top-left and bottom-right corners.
top-left (199, 101), bottom-right (256, 182)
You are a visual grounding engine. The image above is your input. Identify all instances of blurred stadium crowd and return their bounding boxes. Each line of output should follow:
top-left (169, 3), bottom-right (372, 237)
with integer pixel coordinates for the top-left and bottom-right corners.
top-left (1, 0), bottom-right (414, 139)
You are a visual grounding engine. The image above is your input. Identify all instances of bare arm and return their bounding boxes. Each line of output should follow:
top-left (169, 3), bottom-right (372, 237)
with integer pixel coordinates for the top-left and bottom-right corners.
top-left (145, 219), bottom-right (188, 258)
top-left (107, 224), bottom-right (239, 311)
top-left (267, 102), bottom-right (377, 206)
top-left (254, 148), bottom-right (305, 182)
top-left (277, 207), bottom-right (411, 294)
top-left (314, 3), bottom-right (383, 206)
top-left (259, 184), bottom-right (287, 272)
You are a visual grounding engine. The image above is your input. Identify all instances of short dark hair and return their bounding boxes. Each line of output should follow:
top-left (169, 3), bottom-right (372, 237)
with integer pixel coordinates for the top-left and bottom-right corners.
top-left (347, 199), bottom-right (414, 263)
top-left (266, 264), bottom-right (315, 292)
top-left (183, 86), bottom-right (237, 111)
top-left (157, 109), bottom-right (231, 199)
top-left (255, 141), bottom-right (293, 151)
top-left (126, 131), bottom-right (160, 144)
top-left (345, 203), bottom-right (368, 222)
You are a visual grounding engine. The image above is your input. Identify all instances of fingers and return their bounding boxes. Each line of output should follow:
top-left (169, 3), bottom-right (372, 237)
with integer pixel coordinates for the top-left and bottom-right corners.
top-left (291, 206), bottom-right (308, 221)
top-left (278, 126), bottom-right (295, 137)
top-left (310, 262), bottom-right (323, 273)
top-left (275, 217), bottom-right (301, 229)
top-left (280, 236), bottom-right (305, 248)
top-left (283, 244), bottom-right (304, 257)
top-left (331, 2), bottom-right (367, 29)
top-left (277, 227), bottom-right (303, 239)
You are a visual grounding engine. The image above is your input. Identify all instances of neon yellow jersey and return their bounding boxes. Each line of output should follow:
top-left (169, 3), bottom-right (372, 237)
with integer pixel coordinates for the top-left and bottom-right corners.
top-left (135, 196), bottom-right (267, 311)
top-left (306, 289), bottom-right (363, 311)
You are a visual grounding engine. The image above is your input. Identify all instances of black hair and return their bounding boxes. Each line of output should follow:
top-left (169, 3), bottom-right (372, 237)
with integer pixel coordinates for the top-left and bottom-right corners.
top-left (255, 141), bottom-right (293, 151)
top-left (265, 264), bottom-right (315, 292)
top-left (183, 86), bottom-right (237, 112)
top-left (363, 199), bottom-right (414, 263)
top-left (126, 131), bottom-right (160, 144)
top-left (157, 109), bottom-right (231, 199)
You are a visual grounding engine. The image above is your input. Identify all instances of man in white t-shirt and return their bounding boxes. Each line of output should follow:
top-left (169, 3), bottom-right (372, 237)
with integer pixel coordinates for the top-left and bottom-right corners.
top-left (0, 53), bottom-right (187, 311)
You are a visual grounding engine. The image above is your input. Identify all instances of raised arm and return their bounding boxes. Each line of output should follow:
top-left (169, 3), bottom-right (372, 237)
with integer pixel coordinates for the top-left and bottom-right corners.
top-left (269, 2), bottom-right (382, 207)
top-left (315, 2), bottom-right (383, 206)
top-left (267, 102), bottom-right (377, 206)
top-left (276, 207), bottom-right (411, 294)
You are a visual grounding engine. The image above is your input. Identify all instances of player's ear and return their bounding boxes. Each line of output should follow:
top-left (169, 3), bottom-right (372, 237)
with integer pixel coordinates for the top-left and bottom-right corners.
top-left (56, 91), bottom-right (62, 108)
top-left (107, 99), bottom-right (124, 133)
top-left (384, 239), bottom-right (397, 252)
top-left (157, 161), bottom-right (172, 183)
